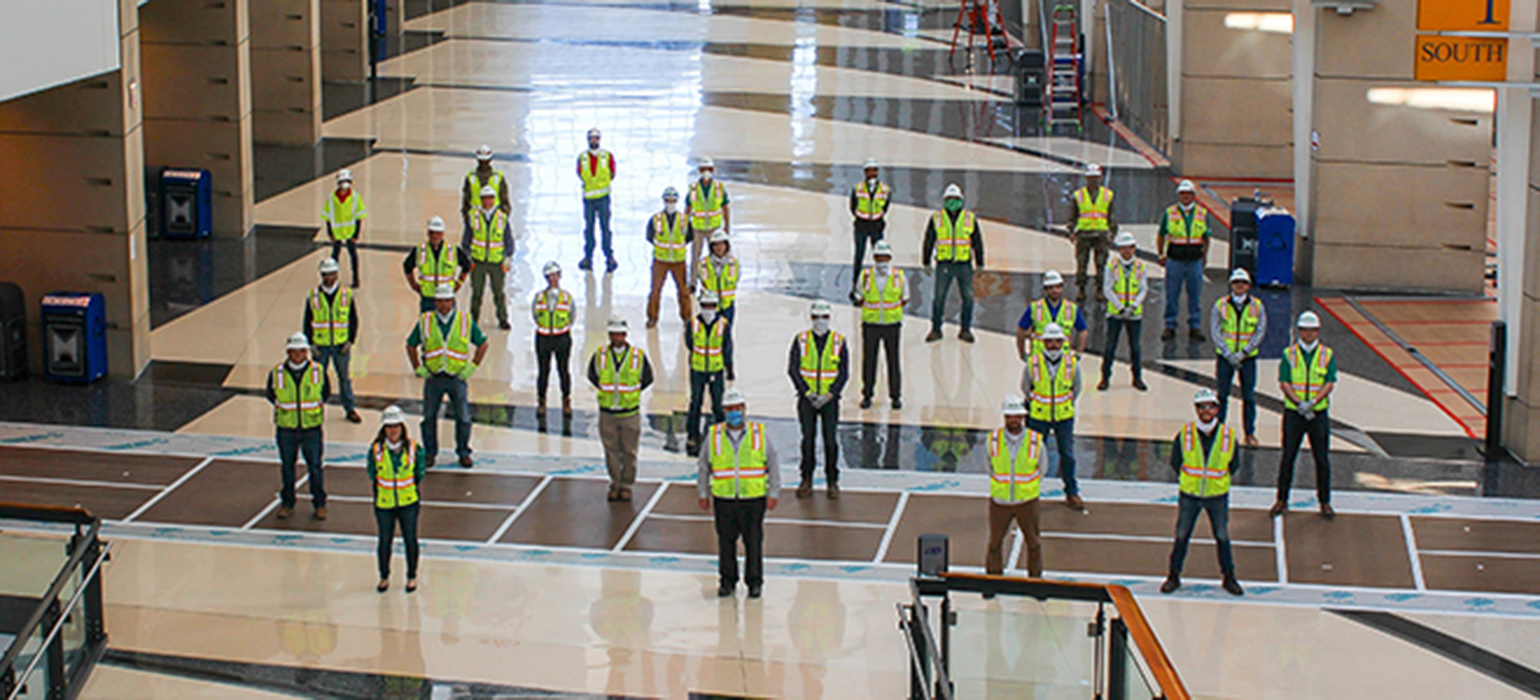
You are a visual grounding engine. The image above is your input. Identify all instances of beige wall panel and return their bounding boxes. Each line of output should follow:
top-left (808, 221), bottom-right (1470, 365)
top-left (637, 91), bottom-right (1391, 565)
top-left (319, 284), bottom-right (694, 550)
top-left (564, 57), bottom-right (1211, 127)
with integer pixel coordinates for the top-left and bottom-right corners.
top-left (1313, 161), bottom-right (1486, 244)
top-left (250, 0), bottom-right (318, 49)
top-left (140, 44), bottom-right (251, 122)
top-left (123, 125), bottom-right (146, 230)
top-left (254, 110), bottom-right (322, 146)
top-left (1173, 140), bottom-right (1292, 178)
top-left (1182, 10), bottom-right (1293, 79)
top-left (250, 48), bottom-right (321, 111)
top-left (0, 135), bottom-right (131, 232)
top-left (1315, 0), bottom-right (1416, 80)
top-left (1181, 76), bottom-right (1292, 145)
top-left (139, 0), bottom-right (246, 45)
top-left (0, 73), bottom-right (125, 136)
top-left (1517, 296), bottom-right (1540, 409)
top-left (1313, 79), bottom-right (1492, 165)
top-left (1313, 242), bottom-right (1484, 292)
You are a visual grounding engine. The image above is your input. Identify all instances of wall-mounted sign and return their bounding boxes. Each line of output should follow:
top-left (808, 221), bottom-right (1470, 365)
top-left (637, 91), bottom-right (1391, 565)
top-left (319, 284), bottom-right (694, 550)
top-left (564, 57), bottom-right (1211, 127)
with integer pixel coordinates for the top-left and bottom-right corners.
top-left (1414, 35), bottom-right (1509, 81)
top-left (1418, 0), bottom-right (1508, 31)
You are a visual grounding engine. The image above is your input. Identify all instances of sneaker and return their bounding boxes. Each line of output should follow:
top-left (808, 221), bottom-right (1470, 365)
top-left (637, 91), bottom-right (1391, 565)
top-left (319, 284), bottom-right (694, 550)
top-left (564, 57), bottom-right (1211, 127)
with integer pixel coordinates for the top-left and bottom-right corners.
top-left (346, 410), bottom-right (363, 424)
top-left (578, 258), bottom-right (593, 271)
top-left (718, 584), bottom-right (735, 598)
top-left (1096, 378), bottom-right (1110, 391)
top-left (1066, 494), bottom-right (1085, 511)
top-left (1189, 328), bottom-right (1206, 342)
top-left (1132, 378), bottom-right (1148, 392)
top-left (1159, 574), bottom-right (1181, 594)
top-left (314, 506), bottom-right (329, 521)
top-left (827, 483), bottom-right (841, 500)
top-left (924, 330), bottom-right (944, 343)
top-left (1269, 501), bottom-right (1287, 518)
top-left (891, 398), bottom-right (902, 410)
top-left (860, 397), bottom-right (873, 409)
top-left (459, 455), bottom-right (474, 469)
top-left (1222, 573), bottom-right (1245, 596)
top-left (796, 479), bottom-right (814, 499)
top-left (1320, 503), bottom-right (1336, 519)
top-left (747, 584), bottom-right (762, 599)
top-left (958, 329), bottom-right (976, 343)
top-left (1161, 328), bottom-right (1176, 341)
top-left (276, 505), bottom-right (294, 520)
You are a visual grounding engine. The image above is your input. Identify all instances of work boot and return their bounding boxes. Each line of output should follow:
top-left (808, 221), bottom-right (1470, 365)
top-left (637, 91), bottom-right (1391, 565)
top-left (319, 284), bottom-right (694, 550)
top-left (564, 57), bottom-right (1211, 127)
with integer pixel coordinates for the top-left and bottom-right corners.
top-left (1096, 377), bottom-right (1110, 391)
top-left (958, 329), bottom-right (976, 344)
top-left (605, 258), bottom-right (619, 273)
top-left (646, 318), bottom-right (658, 329)
top-left (1269, 500), bottom-right (1288, 518)
top-left (1066, 494), bottom-right (1085, 511)
top-left (314, 506), bottom-right (329, 521)
top-left (1221, 573), bottom-right (1245, 596)
top-left (1189, 328), bottom-right (1206, 343)
top-left (618, 487), bottom-right (633, 502)
top-left (860, 396), bottom-right (873, 409)
top-left (686, 440), bottom-right (700, 458)
top-left (499, 319), bottom-right (511, 330)
top-left (891, 397), bottom-right (903, 410)
top-left (1132, 377), bottom-right (1148, 392)
top-left (459, 455), bottom-right (474, 469)
top-left (796, 478), bottom-right (814, 499)
top-left (1320, 503), bottom-right (1336, 519)
top-left (1094, 286), bottom-right (1106, 303)
top-left (925, 330), bottom-right (943, 343)
top-left (1161, 328), bottom-right (1176, 341)
top-left (346, 410), bottom-right (362, 424)
top-left (537, 397), bottom-right (547, 414)
top-left (607, 486), bottom-right (620, 502)
top-left (578, 258), bottom-right (593, 272)
top-left (748, 584), bottom-right (762, 599)
top-left (827, 482), bottom-right (841, 500)
top-left (276, 505), bottom-right (294, 520)
top-left (718, 583), bottom-right (735, 598)
top-left (1159, 574), bottom-right (1181, 594)
top-left (1243, 434), bottom-right (1260, 449)
top-left (1075, 284), bottom-right (1087, 302)
top-left (424, 455), bottom-right (436, 469)
top-left (562, 396), bottom-right (573, 416)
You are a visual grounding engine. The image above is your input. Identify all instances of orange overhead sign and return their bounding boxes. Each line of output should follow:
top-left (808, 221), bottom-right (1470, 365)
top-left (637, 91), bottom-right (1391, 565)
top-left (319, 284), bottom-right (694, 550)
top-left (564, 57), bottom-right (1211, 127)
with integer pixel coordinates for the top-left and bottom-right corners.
top-left (1418, 0), bottom-right (1508, 31)
top-left (1414, 35), bottom-right (1509, 81)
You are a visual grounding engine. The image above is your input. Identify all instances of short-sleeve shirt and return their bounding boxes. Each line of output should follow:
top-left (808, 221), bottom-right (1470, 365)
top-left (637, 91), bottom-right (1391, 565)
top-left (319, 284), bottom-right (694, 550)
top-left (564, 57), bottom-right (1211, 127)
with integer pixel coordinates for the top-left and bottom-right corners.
top-left (1016, 300), bottom-right (1087, 333)
top-left (406, 313), bottom-right (488, 348)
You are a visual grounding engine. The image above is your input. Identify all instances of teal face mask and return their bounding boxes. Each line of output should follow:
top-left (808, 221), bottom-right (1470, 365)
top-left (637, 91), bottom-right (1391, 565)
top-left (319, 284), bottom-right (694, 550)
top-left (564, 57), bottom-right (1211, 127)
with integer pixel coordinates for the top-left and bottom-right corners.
top-left (944, 199), bottom-right (962, 213)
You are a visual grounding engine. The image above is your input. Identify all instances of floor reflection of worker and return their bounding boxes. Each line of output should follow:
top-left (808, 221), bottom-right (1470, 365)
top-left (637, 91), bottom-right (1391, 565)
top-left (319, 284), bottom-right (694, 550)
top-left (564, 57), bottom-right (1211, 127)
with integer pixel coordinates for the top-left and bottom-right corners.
top-left (920, 426), bottom-right (973, 473)
top-left (589, 568), bottom-right (655, 692)
top-left (788, 579), bottom-right (846, 697)
top-left (370, 595), bottom-right (426, 698)
top-left (276, 551), bottom-right (338, 668)
top-left (857, 421), bottom-right (902, 470)
top-left (424, 561), bottom-right (476, 646)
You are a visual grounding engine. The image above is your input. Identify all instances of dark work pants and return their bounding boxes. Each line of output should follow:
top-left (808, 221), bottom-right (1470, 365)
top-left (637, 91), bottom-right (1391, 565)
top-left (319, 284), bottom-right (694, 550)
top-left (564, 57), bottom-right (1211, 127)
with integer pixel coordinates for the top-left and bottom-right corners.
top-left (330, 238), bottom-right (359, 285)
top-left (1278, 410), bottom-right (1332, 505)
top-left (1168, 493), bottom-right (1234, 575)
top-left (375, 502), bottom-right (421, 579)
top-left (797, 396), bottom-right (840, 484)
top-left (688, 369), bottom-right (725, 445)
top-left (583, 196), bottom-right (614, 263)
top-left (714, 497), bottom-right (766, 587)
top-left (277, 427), bottom-right (325, 508)
top-left (930, 262), bottom-right (975, 333)
top-left (721, 304), bottom-right (736, 377)
top-left (1100, 318), bottom-right (1143, 382)
top-left (861, 322), bottom-right (901, 400)
top-left (1215, 356), bottom-right (1258, 436)
top-left (535, 332), bottom-right (573, 400)
top-left (852, 219), bottom-right (886, 280)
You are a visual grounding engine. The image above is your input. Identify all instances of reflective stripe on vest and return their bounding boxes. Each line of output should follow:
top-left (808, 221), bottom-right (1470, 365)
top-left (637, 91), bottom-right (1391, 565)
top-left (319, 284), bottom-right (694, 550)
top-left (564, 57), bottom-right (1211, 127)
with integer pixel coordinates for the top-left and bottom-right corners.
top-left (1178, 423), bottom-right (1234, 497)
top-left (533, 289), bottom-right (573, 335)
top-left (689, 180), bottom-right (726, 231)
top-left (698, 257), bottom-right (740, 310)
top-left (322, 190), bottom-right (366, 240)
top-left (271, 363), bottom-right (325, 429)
top-left (988, 428), bottom-right (1043, 504)
top-left (798, 330), bottom-right (844, 395)
top-left (1216, 297), bottom-right (1261, 357)
top-left (1028, 352), bottom-right (1077, 422)
top-left (651, 211), bottom-right (688, 263)
top-left (417, 243), bottom-right (460, 298)
top-left (708, 422), bottom-right (768, 499)
top-left (1074, 187), bottom-right (1113, 232)
top-left (579, 151), bottom-right (613, 199)
top-left (420, 310), bottom-right (473, 375)
top-left (466, 171), bottom-right (505, 210)
top-left (372, 441), bottom-right (419, 509)
top-left (596, 345), bottom-right (645, 412)
top-left (932, 210), bottom-right (976, 262)
top-left (1165, 204), bottom-right (1207, 245)
top-left (469, 209), bottom-right (507, 263)
top-left (1030, 299), bottom-right (1078, 354)
top-left (308, 287), bottom-right (352, 347)
top-left (859, 268), bottom-right (905, 325)
top-left (1284, 344), bottom-right (1333, 411)
top-left (690, 316), bottom-right (728, 373)
top-left (1108, 260), bottom-right (1146, 319)
top-left (854, 181), bottom-right (890, 220)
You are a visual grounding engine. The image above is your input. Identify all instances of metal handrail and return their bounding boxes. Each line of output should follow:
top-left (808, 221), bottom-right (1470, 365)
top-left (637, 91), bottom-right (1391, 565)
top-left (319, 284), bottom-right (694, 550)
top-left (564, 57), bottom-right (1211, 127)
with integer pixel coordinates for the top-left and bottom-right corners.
top-left (0, 504), bottom-right (104, 696)
top-left (903, 579), bottom-right (956, 700)
top-left (5, 541), bottom-right (110, 700)
top-left (896, 604), bottom-right (934, 700)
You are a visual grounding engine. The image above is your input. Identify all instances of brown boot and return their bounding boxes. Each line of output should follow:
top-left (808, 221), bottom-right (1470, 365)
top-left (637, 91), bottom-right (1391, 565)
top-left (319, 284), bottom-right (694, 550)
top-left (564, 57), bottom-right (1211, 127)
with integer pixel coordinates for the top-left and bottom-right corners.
top-left (1066, 494), bottom-right (1085, 511)
top-left (314, 506), bottom-right (329, 521)
top-left (276, 505), bottom-right (294, 520)
top-left (537, 397), bottom-right (546, 414)
top-left (562, 396), bottom-right (573, 416)
top-left (827, 482), bottom-right (841, 500)
top-left (796, 479), bottom-right (814, 499)
top-left (618, 487), bottom-right (633, 503)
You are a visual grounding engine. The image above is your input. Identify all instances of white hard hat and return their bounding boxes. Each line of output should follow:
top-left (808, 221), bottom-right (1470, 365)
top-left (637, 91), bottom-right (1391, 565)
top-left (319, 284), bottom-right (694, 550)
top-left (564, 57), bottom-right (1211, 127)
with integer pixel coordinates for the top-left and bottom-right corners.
top-left (662, 186), bottom-right (679, 200)
top-left (809, 300), bottom-right (832, 317)
top-left (698, 289), bottom-right (720, 306)
top-left (1040, 323), bottom-right (1068, 342)
top-left (872, 241), bottom-right (894, 258)
top-left (1085, 163), bottom-right (1103, 177)
top-left (1194, 388), bottom-right (1220, 406)
top-left (723, 388), bottom-right (747, 406)
top-left (1176, 179), bottom-right (1197, 194)
top-left (381, 405), bottom-right (406, 426)
top-left (587, 128), bottom-right (601, 139)
top-left (543, 261), bottom-right (562, 276)
top-left (1297, 311), bottom-right (1321, 329)
top-left (285, 332), bottom-right (310, 351)
top-left (434, 284), bottom-right (456, 300)
top-left (1042, 270), bottom-right (1064, 287)
top-left (943, 183), bottom-right (963, 200)
top-left (476, 144), bottom-right (493, 160)
top-left (1001, 395), bottom-right (1028, 416)
top-left (698, 157), bottom-right (715, 169)
top-left (319, 258), bottom-right (340, 274)
top-left (606, 316), bottom-right (628, 333)
top-left (863, 158), bottom-right (879, 169)
top-left (1229, 268), bottom-right (1252, 284)
top-left (336, 169), bottom-right (353, 183)
top-left (479, 185), bottom-right (496, 198)
top-left (709, 230), bottom-right (730, 245)
top-left (427, 215), bottom-right (446, 233)
top-left (1114, 232), bottom-right (1137, 248)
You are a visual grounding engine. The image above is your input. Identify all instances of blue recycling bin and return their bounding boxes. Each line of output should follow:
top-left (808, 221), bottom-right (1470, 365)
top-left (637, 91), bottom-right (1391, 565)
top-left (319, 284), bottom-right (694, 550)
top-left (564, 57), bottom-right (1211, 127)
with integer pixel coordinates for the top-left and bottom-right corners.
top-left (41, 292), bottom-right (107, 383)
top-left (160, 168), bottom-right (212, 239)
top-left (1255, 208), bottom-right (1296, 288)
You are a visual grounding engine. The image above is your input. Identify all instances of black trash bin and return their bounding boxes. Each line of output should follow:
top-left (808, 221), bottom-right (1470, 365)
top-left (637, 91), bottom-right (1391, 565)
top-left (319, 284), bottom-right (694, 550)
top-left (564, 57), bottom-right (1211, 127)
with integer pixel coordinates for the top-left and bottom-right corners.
top-left (1229, 197), bottom-right (1263, 280)
top-left (1016, 50), bottom-right (1045, 107)
top-left (0, 283), bottom-right (24, 380)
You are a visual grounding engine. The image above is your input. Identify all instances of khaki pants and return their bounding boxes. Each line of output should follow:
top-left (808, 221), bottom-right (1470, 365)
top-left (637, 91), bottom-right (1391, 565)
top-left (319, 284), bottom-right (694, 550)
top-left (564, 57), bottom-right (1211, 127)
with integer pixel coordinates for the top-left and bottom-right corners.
top-left (1074, 231), bottom-right (1109, 287)
top-left (646, 259), bottom-right (691, 323)
top-left (470, 262), bottom-right (508, 326)
top-left (599, 411), bottom-right (641, 487)
top-left (986, 499), bottom-right (1043, 577)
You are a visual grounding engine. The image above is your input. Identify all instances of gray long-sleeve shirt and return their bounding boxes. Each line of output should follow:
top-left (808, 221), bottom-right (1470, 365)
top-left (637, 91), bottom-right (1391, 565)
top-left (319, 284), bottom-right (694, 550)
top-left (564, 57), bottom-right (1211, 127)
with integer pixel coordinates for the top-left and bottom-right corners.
top-left (1210, 294), bottom-right (1268, 358)
top-left (1020, 354), bottom-right (1082, 404)
top-left (696, 424), bottom-right (782, 500)
top-left (460, 208), bottom-right (514, 261)
top-left (1103, 257), bottom-right (1148, 319)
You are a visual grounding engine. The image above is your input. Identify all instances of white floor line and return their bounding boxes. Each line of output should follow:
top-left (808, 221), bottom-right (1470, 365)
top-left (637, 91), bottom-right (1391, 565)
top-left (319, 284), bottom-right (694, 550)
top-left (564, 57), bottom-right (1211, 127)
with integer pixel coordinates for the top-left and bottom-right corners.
top-left (1419, 548), bottom-right (1540, 561)
top-left (1403, 513), bottom-right (1428, 591)
top-left (484, 474), bottom-right (553, 544)
top-left (1005, 527), bottom-right (1023, 572)
top-left (241, 476), bottom-right (305, 530)
top-left (1043, 530), bottom-right (1274, 548)
top-left (0, 473), bottom-right (164, 491)
top-left (871, 490), bottom-right (910, 563)
top-left (645, 512), bottom-right (889, 529)
top-left (1274, 514), bottom-right (1289, 585)
top-left (613, 482), bottom-right (671, 552)
top-left (119, 457), bottom-right (215, 523)
top-left (322, 494), bottom-right (516, 511)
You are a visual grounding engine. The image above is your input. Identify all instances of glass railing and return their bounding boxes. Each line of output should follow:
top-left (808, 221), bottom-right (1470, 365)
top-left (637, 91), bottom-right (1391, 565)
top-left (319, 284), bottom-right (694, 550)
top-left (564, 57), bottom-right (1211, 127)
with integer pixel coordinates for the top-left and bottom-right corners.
top-left (0, 504), bottom-right (109, 700)
top-left (898, 570), bottom-right (1188, 699)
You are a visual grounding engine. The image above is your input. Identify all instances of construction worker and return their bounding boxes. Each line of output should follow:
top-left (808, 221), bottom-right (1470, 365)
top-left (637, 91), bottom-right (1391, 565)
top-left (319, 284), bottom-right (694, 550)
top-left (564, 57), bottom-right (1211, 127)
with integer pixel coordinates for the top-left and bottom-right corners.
top-left (697, 230), bottom-right (740, 380)
top-left (321, 169), bottom-right (365, 288)
top-left (856, 241), bottom-right (906, 410)
top-left (1022, 323), bottom-right (1084, 511)
top-left (645, 186), bottom-right (693, 328)
top-left (984, 396), bottom-right (1046, 582)
top-left (787, 300), bottom-right (848, 499)
top-left (532, 261), bottom-right (575, 418)
top-left (406, 284), bottom-right (489, 468)
top-left (402, 216), bottom-right (471, 313)
top-left (267, 332), bottom-right (330, 520)
top-left (1015, 270), bottom-right (1087, 360)
top-left (1161, 388), bottom-right (1244, 596)
top-left (922, 183), bottom-right (985, 343)
top-left (577, 128), bottom-right (617, 273)
top-left (1158, 180), bottom-right (1208, 342)
top-left (1271, 311), bottom-right (1337, 519)
top-left (686, 158), bottom-right (730, 261)
top-left (849, 157), bottom-right (891, 288)
top-left (1212, 268), bottom-right (1267, 448)
top-left (588, 316), bottom-right (655, 502)
top-left (685, 290), bottom-right (728, 457)
top-left (1099, 232), bottom-right (1149, 392)
top-left (461, 144), bottom-right (511, 230)
top-left (464, 185), bottom-right (513, 330)
top-left (304, 258), bottom-right (362, 424)
top-left (697, 388), bottom-right (782, 599)
top-left (370, 405), bottom-right (426, 594)
top-left (1068, 163), bottom-right (1115, 303)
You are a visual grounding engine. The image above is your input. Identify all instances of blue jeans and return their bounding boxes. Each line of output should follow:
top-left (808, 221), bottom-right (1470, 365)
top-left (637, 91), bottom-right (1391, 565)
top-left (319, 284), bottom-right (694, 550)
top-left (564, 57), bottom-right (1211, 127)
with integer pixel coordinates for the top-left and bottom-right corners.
top-left (1168, 493), bottom-right (1234, 575)
top-left (720, 304), bottom-right (737, 376)
top-left (583, 196), bottom-right (614, 263)
top-left (423, 373), bottom-right (472, 460)
top-left (930, 262), bottom-right (975, 333)
top-left (1100, 318), bottom-right (1142, 382)
top-left (276, 428), bottom-right (325, 508)
top-left (1163, 258), bottom-right (1204, 330)
top-left (1215, 356), bottom-right (1258, 436)
top-left (687, 369), bottom-right (725, 445)
top-left (314, 345), bottom-right (355, 412)
top-left (1027, 417), bottom-right (1078, 496)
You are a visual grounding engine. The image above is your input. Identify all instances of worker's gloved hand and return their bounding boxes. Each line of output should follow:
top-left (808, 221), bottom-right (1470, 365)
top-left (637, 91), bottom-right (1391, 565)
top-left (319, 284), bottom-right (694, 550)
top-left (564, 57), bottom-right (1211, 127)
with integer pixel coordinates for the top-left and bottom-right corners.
top-left (502, 261), bottom-right (511, 273)
top-left (414, 364), bottom-right (430, 379)
top-left (340, 342), bottom-right (353, 355)
top-left (458, 363), bottom-right (478, 381)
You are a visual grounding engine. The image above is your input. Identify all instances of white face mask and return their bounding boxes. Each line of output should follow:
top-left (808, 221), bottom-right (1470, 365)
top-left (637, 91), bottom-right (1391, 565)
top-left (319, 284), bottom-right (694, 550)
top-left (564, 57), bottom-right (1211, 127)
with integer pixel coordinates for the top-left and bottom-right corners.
top-left (665, 202), bottom-right (677, 213)
top-left (811, 318), bottom-right (830, 335)
top-left (1198, 417), bottom-right (1219, 433)
top-left (435, 310), bottom-right (452, 323)
top-left (875, 263), bottom-right (891, 276)
top-left (321, 281), bottom-right (339, 294)
top-left (1300, 339), bottom-right (1318, 352)
top-left (481, 204), bottom-right (495, 215)
top-left (1231, 292), bottom-right (1248, 304)
top-left (701, 309), bottom-right (717, 324)
top-left (1044, 348), bottom-right (1063, 362)
top-left (1178, 200), bottom-right (1195, 212)
top-left (386, 438), bottom-right (404, 451)
top-left (286, 359), bottom-right (307, 371)
top-left (701, 171), bottom-right (713, 182)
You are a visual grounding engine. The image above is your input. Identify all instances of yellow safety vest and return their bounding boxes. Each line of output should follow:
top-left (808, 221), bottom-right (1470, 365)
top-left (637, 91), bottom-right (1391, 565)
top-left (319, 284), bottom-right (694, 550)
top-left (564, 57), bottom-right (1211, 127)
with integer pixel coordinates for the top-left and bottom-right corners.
top-left (651, 211), bottom-right (688, 263)
top-left (1108, 260), bottom-right (1145, 319)
top-left (372, 440), bottom-right (419, 509)
top-left (854, 181), bottom-right (890, 220)
top-left (689, 180), bottom-right (726, 232)
top-left (988, 428), bottom-right (1043, 504)
top-left (596, 345), bottom-right (645, 413)
top-left (859, 268), bottom-right (905, 325)
top-left (1029, 299), bottom-right (1078, 355)
top-left (1283, 344), bottom-right (1333, 411)
top-left (1178, 423), bottom-right (1234, 498)
top-left (690, 315), bottom-right (728, 373)
top-left (308, 287), bottom-right (352, 347)
top-left (1027, 352), bottom-right (1077, 422)
top-left (466, 170), bottom-right (505, 210)
top-left (419, 310), bottom-right (473, 375)
top-left (578, 151), bottom-right (613, 200)
top-left (932, 210), bottom-right (976, 262)
top-left (1074, 187), bottom-right (1113, 232)
top-left (1216, 297), bottom-right (1261, 358)
top-left (271, 362), bottom-right (325, 429)
top-left (322, 190), bottom-right (366, 241)
top-left (416, 243), bottom-right (460, 298)
top-left (1164, 204), bottom-right (1207, 246)
top-left (532, 288), bottom-right (573, 335)
top-left (698, 257), bottom-right (739, 310)
top-left (468, 209), bottom-right (507, 264)
top-left (708, 422), bottom-right (768, 500)
top-left (798, 330), bottom-right (844, 395)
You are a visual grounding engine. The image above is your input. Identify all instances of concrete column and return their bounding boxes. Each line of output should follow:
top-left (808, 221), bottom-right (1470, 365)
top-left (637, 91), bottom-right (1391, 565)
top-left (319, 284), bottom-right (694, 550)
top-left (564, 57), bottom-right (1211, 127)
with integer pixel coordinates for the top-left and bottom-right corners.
top-left (1500, 0), bottom-right (1540, 461)
top-left (1307, 0), bottom-right (1488, 292)
top-left (0, 0), bottom-right (149, 378)
top-left (140, 0), bottom-right (254, 239)
top-left (250, 0), bottom-right (323, 146)
top-left (321, 0), bottom-right (369, 82)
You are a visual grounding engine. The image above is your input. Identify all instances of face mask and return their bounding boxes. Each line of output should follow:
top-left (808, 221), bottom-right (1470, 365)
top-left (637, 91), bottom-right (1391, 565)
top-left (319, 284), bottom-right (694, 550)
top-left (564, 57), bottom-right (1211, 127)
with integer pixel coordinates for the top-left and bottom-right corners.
top-left (726, 410), bottom-right (745, 427)
top-left (1198, 417), bottom-right (1219, 433)
top-left (1178, 200), bottom-right (1196, 212)
top-left (811, 319), bottom-right (830, 335)
top-left (286, 359), bottom-right (307, 371)
top-left (386, 438), bottom-right (404, 451)
top-left (944, 199), bottom-right (962, 213)
top-left (322, 281), bottom-right (339, 294)
top-left (701, 309), bottom-right (717, 324)
top-left (1300, 339), bottom-right (1318, 352)
top-left (1045, 348), bottom-right (1063, 362)
top-left (701, 171), bottom-right (713, 182)
top-left (436, 310), bottom-right (452, 323)
top-left (875, 263), bottom-right (891, 276)
top-left (481, 205), bottom-right (494, 215)
top-left (1231, 292), bottom-right (1248, 304)
top-left (665, 202), bottom-right (677, 213)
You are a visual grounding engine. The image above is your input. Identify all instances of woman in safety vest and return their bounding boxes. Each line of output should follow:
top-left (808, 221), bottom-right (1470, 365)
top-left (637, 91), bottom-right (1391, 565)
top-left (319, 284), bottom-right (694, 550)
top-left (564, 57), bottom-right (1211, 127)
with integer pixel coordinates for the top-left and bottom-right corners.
top-left (370, 406), bottom-right (427, 593)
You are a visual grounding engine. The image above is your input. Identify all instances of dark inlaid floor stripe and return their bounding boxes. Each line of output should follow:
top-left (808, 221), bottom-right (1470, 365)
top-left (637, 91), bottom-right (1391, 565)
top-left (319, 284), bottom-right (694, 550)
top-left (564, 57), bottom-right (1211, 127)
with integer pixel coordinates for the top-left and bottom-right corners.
top-left (1334, 610), bottom-right (1540, 698)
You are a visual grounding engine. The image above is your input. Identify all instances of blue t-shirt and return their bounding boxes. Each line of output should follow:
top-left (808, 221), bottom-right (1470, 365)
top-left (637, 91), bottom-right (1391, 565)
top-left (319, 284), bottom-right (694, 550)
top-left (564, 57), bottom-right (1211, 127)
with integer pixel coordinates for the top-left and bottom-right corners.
top-left (1017, 300), bottom-right (1087, 333)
